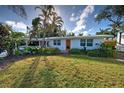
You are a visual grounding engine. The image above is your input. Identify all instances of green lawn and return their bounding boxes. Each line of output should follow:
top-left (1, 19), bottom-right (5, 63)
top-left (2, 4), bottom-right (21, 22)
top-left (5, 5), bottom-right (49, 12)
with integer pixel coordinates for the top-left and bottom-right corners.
top-left (0, 55), bottom-right (124, 88)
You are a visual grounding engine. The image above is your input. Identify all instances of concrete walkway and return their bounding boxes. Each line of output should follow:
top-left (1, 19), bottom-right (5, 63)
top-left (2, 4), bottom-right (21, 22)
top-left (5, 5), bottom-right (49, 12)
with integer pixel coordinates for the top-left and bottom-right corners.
top-left (115, 59), bottom-right (124, 62)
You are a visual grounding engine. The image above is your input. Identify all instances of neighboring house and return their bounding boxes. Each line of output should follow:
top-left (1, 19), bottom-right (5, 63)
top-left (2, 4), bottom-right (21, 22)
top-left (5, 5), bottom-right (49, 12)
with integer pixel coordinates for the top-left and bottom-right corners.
top-left (116, 32), bottom-right (124, 52)
top-left (25, 35), bottom-right (114, 52)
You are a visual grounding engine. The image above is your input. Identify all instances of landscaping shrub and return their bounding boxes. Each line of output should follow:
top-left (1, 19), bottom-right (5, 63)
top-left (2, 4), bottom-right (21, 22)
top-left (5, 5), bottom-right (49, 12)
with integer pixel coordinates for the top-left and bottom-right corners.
top-left (87, 48), bottom-right (117, 57)
top-left (24, 47), bottom-right (39, 54)
top-left (87, 41), bottom-right (117, 57)
top-left (42, 48), bottom-right (61, 55)
top-left (15, 50), bottom-right (22, 56)
top-left (102, 40), bottom-right (117, 49)
top-left (69, 48), bottom-right (87, 54)
top-left (38, 48), bottom-right (43, 54)
top-left (23, 47), bottom-right (60, 55)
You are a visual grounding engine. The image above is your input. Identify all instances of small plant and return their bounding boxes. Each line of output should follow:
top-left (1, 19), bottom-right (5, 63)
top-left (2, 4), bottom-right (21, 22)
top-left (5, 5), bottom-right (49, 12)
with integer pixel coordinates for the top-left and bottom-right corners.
top-left (69, 48), bottom-right (87, 55)
top-left (87, 48), bottom-right (117, 57)
top-left (15, 50), bottom-right (21, 56)
top-left (102, 40), bottom-right (117, 49)
top-left (42, 48), bottom-right (61, 55)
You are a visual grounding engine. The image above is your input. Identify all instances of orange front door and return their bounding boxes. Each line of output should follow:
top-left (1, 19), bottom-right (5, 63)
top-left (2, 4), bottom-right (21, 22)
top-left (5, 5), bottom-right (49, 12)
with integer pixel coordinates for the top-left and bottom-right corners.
top-left (66, 39), bottom-right (71, 50)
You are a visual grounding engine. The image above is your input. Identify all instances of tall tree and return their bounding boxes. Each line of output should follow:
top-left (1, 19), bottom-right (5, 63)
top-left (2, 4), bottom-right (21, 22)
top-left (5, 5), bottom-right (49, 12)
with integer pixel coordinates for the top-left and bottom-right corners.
top-left (0, 23), bottom-right (25, 55)
top-left (67, 32), bottom-right (75, 36)
top-left (34, 5), bottom-right (64, 37)
top-left (95, 5), bottom-right (124, 36)
top-left (29, 17), bottom-right (42, 39)
top-left (49, 12), bottom-right (64, 36)
top-left (96, 28), bottom-right (112, 35)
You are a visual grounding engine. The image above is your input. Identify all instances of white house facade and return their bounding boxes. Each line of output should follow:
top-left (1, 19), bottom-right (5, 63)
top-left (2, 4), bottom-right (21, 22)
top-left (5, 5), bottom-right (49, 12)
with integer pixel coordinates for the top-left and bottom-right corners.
top-left (116, 32), bottom-right (124, 52)
top-left (25, 35), bottom-right (114, 52)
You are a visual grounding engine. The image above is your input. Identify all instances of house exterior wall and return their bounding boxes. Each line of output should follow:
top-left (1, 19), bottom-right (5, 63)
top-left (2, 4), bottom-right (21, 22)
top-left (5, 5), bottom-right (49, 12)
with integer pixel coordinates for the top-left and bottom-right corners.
top-left (70, 38), bottom-right (103, 50)
top-left (116, 32), bottom-right (124, 52)
top-left (48, 38), bottom-right (104, 51)
top-left (25, 35), bottom-right (114, 51)
top-left (48, 39), bottom-right (66, 51)
top-left (121, 33), bottom-right (124, 44)
top-left (117, 32), bottom-right (124, 45)
top-left (117, 32), bottom-right (120, 44)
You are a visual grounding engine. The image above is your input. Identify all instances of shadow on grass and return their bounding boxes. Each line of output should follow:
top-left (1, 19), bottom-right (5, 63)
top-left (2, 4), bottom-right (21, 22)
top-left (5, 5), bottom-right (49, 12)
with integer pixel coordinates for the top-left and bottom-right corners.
top-left (0, 55), bottom-right (37, 70)
top-left (39, 62), bottom-right (58, 88)
top-left (60, 54), bottom-right (124, 65)
top-left (12, 56), bottom-right (40, 88)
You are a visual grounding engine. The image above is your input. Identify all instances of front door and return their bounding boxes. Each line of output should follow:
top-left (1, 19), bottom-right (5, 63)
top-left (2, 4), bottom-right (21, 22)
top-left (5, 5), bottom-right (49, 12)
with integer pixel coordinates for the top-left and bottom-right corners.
top-left (66, 39), bottom-right (71, 50)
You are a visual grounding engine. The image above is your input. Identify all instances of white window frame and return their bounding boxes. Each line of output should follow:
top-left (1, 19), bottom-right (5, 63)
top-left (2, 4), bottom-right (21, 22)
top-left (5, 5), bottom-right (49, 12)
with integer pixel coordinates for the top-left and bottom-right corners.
top-left (53, 40), bottom-right (61, 46)
top-left (87, 39), bottom-right (93, 46)
top-left (80, 39), bottom-right (86, 46)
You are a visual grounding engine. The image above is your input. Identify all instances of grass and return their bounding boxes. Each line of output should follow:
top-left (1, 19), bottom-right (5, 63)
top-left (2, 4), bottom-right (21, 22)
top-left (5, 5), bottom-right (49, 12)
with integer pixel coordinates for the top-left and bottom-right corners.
top-left (0, 55), bottom-right (124, 88)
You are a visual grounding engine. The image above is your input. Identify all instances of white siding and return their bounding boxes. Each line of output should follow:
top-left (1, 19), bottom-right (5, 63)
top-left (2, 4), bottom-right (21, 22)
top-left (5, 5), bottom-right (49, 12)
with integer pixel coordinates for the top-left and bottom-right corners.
top-left (121, 33), bottom-right (124, 44)
top-left (48, 39), bottom-right (66, 51)
top-left (71, 38), bottom-right (103, 50)
top-left (117, 32), bottom-right (120, 44)
top-left (48, 38), bottom-right (105, 51)
top-left (117, 32), bottom-right (124, 44)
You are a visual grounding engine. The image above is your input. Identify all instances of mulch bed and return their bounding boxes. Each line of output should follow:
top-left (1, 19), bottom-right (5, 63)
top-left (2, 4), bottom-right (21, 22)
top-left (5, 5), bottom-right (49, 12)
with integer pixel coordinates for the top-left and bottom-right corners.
top-left (115, 52), bottom-right (124, 60)
top-left (0, 55), bottom-right (31, 70)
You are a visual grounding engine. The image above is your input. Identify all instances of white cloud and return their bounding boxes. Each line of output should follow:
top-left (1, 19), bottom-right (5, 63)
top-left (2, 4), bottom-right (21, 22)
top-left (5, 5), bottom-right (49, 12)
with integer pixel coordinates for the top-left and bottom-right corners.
top-left (70, 16), bottom-right (79, 22)
top-left (83, 31), bottom-right (88, 36)
top-left (5, 21), bottom-right (27, 33)
top-left (71, 13), bottom-right (75, 17)
top-left (94, 14), bottom-right (98, 18)
top-left (88, 28), bottom-right (93, 32)
top-left (54, 6), bottom-right (61, 16)
top-left (70, 13), bottom-right (79, 22)
top-left (72, 5), bottom-right (94, 35)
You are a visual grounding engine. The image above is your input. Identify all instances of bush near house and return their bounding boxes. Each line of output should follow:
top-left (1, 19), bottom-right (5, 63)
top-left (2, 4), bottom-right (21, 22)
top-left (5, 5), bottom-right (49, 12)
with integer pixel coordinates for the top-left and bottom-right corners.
top-left (69, 48), bottom-right (87, 54)
top-left (24, 47), bottom-right (39, 54)
top-left (42, 48), bottom-right (61, 55)
top-left (24, 47), bottom-right (61, 55)
top-left (15, 50), bottom-right (22, 56)
top-left (87, 41), bottom-right (117, 57)
top-left (102, 40), bottom-right (117, 49)
top-left (87, 49), bottom-right (116, 57)
top-left (69, 41), bottom-right (117, 57)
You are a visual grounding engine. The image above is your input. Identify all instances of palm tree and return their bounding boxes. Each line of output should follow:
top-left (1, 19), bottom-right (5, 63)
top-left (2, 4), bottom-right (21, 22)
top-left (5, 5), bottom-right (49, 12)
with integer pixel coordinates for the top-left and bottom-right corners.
top-left (34, 5), bottom-right (55, 46)
top-left (50, 12), bottom-right (64, 36)
top-left (29, 17), bottom-right (42, 39)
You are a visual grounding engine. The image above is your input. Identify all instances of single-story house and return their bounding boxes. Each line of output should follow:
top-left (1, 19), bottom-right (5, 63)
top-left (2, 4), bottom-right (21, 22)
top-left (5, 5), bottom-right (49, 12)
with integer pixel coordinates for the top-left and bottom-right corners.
top-left (116, 32), bottom-right (124, 52)
top-left (25, 35), bottom-right (114, 52)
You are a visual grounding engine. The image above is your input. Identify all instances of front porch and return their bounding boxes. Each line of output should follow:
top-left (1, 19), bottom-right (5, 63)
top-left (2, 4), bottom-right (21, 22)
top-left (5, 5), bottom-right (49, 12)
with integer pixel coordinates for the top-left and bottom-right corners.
top-left (25, 39), bottom-right (50, 48)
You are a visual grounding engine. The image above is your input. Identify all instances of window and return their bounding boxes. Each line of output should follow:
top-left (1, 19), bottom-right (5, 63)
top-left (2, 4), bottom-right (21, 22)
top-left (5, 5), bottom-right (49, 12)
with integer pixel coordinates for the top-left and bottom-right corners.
top-left (54, 40), bottom-right (56, 45)
top-left (80, 39), bottom-right (86, 46)
top-left (87, 39), bottom-right (93, 46)
top-left (53, 40), bottom-right (61, 45)
top-left (57, 40), bottom-right (61, 45)
top-left (29, 41), bottom-right (39, 46)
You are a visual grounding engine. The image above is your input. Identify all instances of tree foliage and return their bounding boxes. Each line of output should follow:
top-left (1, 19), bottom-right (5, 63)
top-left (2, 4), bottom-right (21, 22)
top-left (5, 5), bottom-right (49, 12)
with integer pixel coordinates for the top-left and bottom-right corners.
top-left (67, 32), bottom-right (75, 36)
top-left (95, 6), bottom-right (124, 36)
top-left (95, 6), bottom-right (124, 27)
top-left (29, 5), bottom-right (64, 39)
top-left (0, 23), bottom-right (25, 55)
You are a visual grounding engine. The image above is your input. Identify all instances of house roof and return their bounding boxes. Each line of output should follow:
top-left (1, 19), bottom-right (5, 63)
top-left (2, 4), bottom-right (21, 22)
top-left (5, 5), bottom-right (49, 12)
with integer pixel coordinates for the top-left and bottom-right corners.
top-left (25, 35), bottom-right (114, 41)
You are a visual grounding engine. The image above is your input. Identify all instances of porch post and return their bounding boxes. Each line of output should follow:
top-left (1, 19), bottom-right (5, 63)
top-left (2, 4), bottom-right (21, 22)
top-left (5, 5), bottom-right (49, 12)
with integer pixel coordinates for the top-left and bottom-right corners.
top-left (39, 41), bottom-right (40, 48)
top-left (119, 32), bottom-right (122, 44)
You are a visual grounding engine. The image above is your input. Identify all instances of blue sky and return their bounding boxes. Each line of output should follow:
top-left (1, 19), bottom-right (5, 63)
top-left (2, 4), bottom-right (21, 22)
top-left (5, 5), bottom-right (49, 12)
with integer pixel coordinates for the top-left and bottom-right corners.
top-left (0, 5), bottom-right (111, 35)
